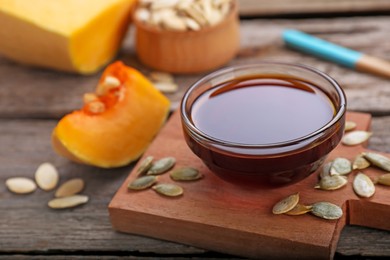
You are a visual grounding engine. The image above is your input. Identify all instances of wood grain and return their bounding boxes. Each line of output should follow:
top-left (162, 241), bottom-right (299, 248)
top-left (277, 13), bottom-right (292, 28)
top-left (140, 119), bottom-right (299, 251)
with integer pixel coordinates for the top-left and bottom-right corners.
top-left (238, 0), bottom-right (390, 16)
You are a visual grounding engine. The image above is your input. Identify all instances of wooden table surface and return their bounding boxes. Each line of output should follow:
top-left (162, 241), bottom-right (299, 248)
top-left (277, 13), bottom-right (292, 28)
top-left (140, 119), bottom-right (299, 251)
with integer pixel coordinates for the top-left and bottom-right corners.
top-left (1, 1), bottom-right (390, 259)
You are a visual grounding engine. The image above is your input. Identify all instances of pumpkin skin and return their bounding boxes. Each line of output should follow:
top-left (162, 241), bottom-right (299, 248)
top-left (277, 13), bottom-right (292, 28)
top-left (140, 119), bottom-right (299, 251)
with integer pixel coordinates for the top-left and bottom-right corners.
top-left (52, 61), bottom-right (170, 168)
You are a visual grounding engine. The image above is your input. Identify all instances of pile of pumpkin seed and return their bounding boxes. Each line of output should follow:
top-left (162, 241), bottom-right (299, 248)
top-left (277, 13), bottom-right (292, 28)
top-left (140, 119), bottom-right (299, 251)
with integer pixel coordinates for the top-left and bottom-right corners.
top-left (272, 120), bottom-right (390, 220)
top-left (128, 156), bottom-right (203, 197)
top-left (5, 162), bottom-right (87, 209)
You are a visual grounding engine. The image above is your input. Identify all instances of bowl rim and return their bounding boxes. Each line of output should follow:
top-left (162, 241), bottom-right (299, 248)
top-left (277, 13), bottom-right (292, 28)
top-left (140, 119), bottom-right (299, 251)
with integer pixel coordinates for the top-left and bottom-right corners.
top-left (180, 62), bottom-right (347, 149)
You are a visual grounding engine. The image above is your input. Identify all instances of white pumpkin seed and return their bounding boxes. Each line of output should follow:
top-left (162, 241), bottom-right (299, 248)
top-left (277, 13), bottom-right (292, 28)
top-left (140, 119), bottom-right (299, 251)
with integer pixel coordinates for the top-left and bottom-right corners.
top-left (128, 175), bottom-right (158, 190)
top-left (153, 183), bottom-right (183, 197)
top-left (170, 167), bottom-right (203, 181)
top-left (147, 157), bottom-right (176, 175)
top-left (285, 204), bottom-right (312, 216)
top-left (342, 131), bottom-right (372, 146)
top-left (353, 173), bottom-right (375, 198)
top-left (35, 162), bottom-right (59, 191)
top-left (48, 195), bottom-right (89, 209)
top-left (55, 178), bottom-right (85, 198)
top-left (376, 174), bottom-right (390, 186)
top-left (272, 193), bottom-right (299, 214)
top-left (330, 157), bottom-right (352, 176)
top-left (315, 175), bottom-right (348, 191)
top-left (153, 82), bottom-right (179, 93)
top-left (5, 177), bottom-right (37, 194)
top-left (352, 154), bottom-right (371, 170)
top-left (344, 121), bottom-right (357, 132)
top-left (363, 152), bottom-right (390, 172)
top-left (319, 161), bottom-right (333, 179)
top-left (149, 71), bottom-right (174, 83)
top-left (311, 202), bottom-right (343, 220)
top-left (136, 156), bottom-right (154, 176)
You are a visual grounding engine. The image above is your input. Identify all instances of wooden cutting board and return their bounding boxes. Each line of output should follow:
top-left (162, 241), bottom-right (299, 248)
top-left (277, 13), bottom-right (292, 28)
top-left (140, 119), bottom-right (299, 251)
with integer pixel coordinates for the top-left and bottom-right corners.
top-left (109, 111), bottom-right (390, 259)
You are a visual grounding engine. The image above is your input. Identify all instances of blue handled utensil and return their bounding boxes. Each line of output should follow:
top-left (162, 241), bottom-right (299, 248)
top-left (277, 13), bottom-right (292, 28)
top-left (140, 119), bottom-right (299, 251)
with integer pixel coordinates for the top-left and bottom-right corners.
top-left (283, 29), bottom-right (390, 78)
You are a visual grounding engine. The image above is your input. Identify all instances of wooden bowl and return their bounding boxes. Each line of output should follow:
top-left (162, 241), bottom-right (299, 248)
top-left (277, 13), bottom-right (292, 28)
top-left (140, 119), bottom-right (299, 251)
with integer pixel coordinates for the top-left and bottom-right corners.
top-left (133, 2), bottom-right (240, 74)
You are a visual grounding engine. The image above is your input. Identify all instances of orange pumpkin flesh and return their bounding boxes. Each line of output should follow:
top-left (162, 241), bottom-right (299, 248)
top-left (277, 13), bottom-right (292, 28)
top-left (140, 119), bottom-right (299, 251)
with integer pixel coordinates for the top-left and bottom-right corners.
top-left (52, 61), bottom-right (170, 168)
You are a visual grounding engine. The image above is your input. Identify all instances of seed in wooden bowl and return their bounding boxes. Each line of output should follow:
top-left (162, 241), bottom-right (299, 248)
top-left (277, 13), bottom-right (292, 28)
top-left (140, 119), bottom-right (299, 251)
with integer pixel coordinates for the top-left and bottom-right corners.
top-left (5, 177), bottom-right (37, 194)
top-left (363, 152), bottom-right (390, 172)
top-left (55, 178), bottom-right (85, 198)
top-left (35, 162), bottom-right (59, 191)
top-left (147, 157), bottom-right (176, 175)
top-left (48, 195), bottom-right (89, 209)
top-left (310, 202), bottom-right (343, 220)
top-left (170, 167), bottom-right (203, 181)
top-left (353, 173), bottom-right (375, 198)
top-left (128, 175), bottom-right (158, 190)
top-left (272, 192), bottom-right (299, 215)
top-left (152, 183), bottom-right (183, 197)
top-left (342, 131), bottom-right (372, 146)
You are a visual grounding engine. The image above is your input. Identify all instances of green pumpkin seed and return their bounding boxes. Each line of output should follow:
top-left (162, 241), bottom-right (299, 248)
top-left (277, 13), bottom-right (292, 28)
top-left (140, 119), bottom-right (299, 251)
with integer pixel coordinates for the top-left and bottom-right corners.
top-left (376, 174), bottom-right (390, 186)
top-left (315, 175), bottom-right (348, 191)
top-left (353, 173), bottom-right (375, 198)
top-left (344, 121), bottom-right (357, 132)
top-left (152, 183), bottom-right (183, 197)
top-left (285, 204), bottom-right (313, 216)
top-left (136, 156), bottom-right (154, 176)
top-left (352, 154), bottom-right (371, 170)
top-left (170, 167), bottom-right (202, 181)
top-left (319, 161), bottom-right (333, 179)
top-left (342, 131), bottom-right (372, 146)
top-left (128, 176), bottom-right (158, 190)
top-left (311, 202), bottom-right (343, 220)
top-left (363, 152), bottom-right (390, 172)
top-left (147, 157), bottom-right (176, 175)
top-left (272, 192), bottom-right (299, 215)
top-left (330, 157), bottom-right (352, 175)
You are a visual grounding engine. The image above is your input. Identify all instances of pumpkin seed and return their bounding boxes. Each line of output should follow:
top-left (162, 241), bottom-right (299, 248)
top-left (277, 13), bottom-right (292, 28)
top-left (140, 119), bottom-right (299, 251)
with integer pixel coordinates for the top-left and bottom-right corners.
top-left (315, 175), bottom-right (348, 191)
top-left (319, 161), bottom-right (333, 179)
top-left (363, 152), bottom-right (390, 172)
top-left (342, 131), bottom-right (372, 146)
top-left (344, 121), bottom-right (357, 132)
top-left (330, 157), bottom-right (352, 175)
top-left (285, 204), bottom-right (313, 216)
top-left (55, 178), bottom-right (85, 198)
top-left (35, 162), bottom-right (59, 191)
top-left (153, 82), bottom-right (179, 93)
top-left (149, 71), bottom-right (174, 83)
top-left (311, 202), bottom-right (343, 220)
top-left (5, 177), bottom-right (37, 194)
top-left (128, 175), bottom-right (158, 190)
top-left (136, 156), bottom-right (154, 176)
top-left (170, 167), bottom-right (203, 181)
top-left (272, 192), bottom-right (299, 215)
top-left (352, 154), bottom-right (371, 170)
top-left (48, 195), bottom-right (89, 209)
top-left (376, 174), bottom-right (390, 186)
top-left (152, 183), bottom-right (183, 197)
top-left (353, 173), bottom-right (375, 198)
top-left (147, 157), bottom-right (176, 175)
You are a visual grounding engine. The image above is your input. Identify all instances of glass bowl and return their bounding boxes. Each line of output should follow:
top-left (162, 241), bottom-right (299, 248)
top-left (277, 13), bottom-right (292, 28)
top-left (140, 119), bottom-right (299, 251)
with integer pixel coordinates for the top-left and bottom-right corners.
top-left (180, 63), bottom-right (346, 188)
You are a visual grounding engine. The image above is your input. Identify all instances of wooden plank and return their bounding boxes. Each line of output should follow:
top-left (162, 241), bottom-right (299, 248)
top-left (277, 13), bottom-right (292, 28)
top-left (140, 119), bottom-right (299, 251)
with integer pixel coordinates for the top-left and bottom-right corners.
top-left (0, 17), bottom-right (390, 118)
top-left (238, 0), bottom-right (390, 16)
top-left (0, 117), bottom-right (389, 258)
